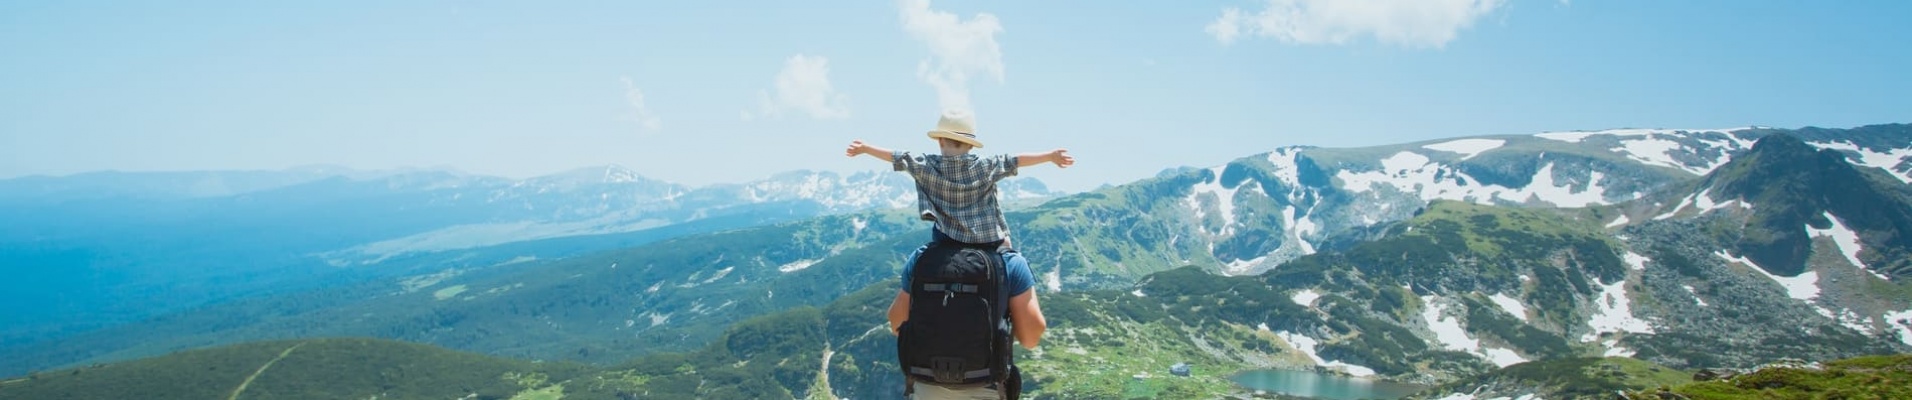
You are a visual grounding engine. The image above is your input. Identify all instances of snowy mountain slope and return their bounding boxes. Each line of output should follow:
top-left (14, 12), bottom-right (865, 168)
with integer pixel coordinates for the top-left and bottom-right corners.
top-left (1139, 124), bottom-right (1910, 277)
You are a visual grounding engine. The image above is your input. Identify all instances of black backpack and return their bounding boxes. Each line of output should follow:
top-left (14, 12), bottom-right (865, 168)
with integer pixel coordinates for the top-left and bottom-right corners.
top-left (897, 240), bottom-right (1018, 396)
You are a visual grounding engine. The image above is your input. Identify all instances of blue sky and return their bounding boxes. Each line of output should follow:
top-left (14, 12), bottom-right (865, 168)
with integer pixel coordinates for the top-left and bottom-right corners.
top-left (3, 1), bottom-right (1908, 193)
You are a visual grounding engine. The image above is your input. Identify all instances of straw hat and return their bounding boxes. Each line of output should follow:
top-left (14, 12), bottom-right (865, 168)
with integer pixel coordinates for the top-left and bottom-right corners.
top-left (925, 109), bottom-right (983, 148)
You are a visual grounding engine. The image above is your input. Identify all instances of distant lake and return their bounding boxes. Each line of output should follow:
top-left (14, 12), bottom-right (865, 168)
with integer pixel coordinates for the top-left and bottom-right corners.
top-left (1231, 369), bottom-right (1429, 400)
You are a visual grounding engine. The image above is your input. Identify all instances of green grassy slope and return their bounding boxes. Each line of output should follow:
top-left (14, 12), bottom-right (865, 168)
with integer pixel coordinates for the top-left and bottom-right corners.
top-left (0, 338), bottom-right (589, 400)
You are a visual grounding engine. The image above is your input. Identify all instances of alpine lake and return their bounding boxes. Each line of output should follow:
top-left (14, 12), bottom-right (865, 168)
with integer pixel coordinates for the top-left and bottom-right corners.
top-left (1230, 369), bottom-right (1430, 400)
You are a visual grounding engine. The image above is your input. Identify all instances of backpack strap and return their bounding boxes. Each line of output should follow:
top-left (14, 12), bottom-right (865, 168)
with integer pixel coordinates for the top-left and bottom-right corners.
top-left (992, 247), bottom-right (1013, 398)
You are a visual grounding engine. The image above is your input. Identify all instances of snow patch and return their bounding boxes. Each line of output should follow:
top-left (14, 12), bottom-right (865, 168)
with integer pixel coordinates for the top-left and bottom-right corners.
top-left (1833, 309), bottom-right (1874, 335)
top-left (1292, 290), bottom-right (1321, 307)
top-left (646, 312), bottom-right (672, 327)
top-left (1421, 298), bottom-right (1479, 352)
top-left (1276, 331), bottom-right (1325, 362)
top-left (1536, 127), bottom-right (1747, 143)
top-left (1506, 166), bottom-right (1608, 208)
top-left (1720, 250), bottom-right (1819, 301)
top-left (1265, 147), bottom-right (1307, 189)
top-left (1807, 212), bottom-right (1885, 280)
top-left (1616, 137), bottom-right (1689, 173)
top-left (1537, 127), bottom-right (1752, 172)
top-left (703, 267), bottom-right (735, 284)
top-left (1623, 251), bottom-right (1650, 271)
top-left (1653, 193), bottom-right (1696, 220)
top-left (1692, 137), bottom-right (1750, 173)
top-left (1683, 285), bottom-right (1709, 307)
top-left (1222, 255), bottom-right (1268, 276)
top-left (1131, 289), bottom-right (1146, 298)
top-left (778, 259), bottom-right (819, 273)
top-left (1582, 278), bottom-right (1655, 342)
top-left (1534, 128), bottom-right (1670, 143)
top-left (1604, 214), bottom-right (1630, 228)
top-left (1609, 132), bottom-right (1751, 175)
top-left (1046, 269), bottom-right (1062, 292)
top-left (1481, 347), bottom-right (1528, 367)
top-left (1813, 141), bottom-right (1912, 184)
top-left (1282, 206), bottom-right (1319, 255)
top-left (1422, 139), bottom-right (1506, 160)
top-left (1275, 330), bottom-right (1376, 377)
top-left (1336, 153), bottom-right (1613, 207)
top-left (1489, 293), bottom-right (1529, 322)
top-left (1185, 165), bottom-right (1241, 235)
top-left (1434, 394), bottom-right (1541, 400)
top-left (1885, 310), bottom-right (1912, 347)
top-left (1694, 189), bottom-right (1747, 213)
top-left (1655, 189), bottom-right (1745, 220)
top-left (1602, 339), bottom-right (1635, 357)
top-left (1333, 362), bottom-right (1377, 377)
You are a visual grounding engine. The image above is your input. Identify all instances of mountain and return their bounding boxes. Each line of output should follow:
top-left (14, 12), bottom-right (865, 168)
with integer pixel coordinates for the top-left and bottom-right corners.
top-left (0, 166), bottom-right (1056, 373)
top-left (1000, 124), bottom-right (1912, 291)
top-left (1594, 135), bottom-right (1912, 371)
top-left (1667, 133), bottom-right (1912, 278)
top-left (0, 208), bottom-right (931, 378)
top-left (6, 123), bottom-right (1909, 397)
top-left (0, 166), bottom-right (374, 202)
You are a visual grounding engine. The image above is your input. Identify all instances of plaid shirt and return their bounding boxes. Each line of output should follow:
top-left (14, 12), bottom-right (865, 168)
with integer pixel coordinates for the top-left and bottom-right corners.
top-left (893, 151), bottom-right (1019, 244)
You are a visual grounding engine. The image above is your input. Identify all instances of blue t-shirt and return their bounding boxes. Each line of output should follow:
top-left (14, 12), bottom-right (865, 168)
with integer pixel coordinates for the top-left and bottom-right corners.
top-left (900, 245), bottom-right (1036, 297)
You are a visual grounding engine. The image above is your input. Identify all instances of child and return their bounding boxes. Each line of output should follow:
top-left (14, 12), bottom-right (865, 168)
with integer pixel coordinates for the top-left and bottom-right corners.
top-left (843, 108), bottom-right (1073, 248)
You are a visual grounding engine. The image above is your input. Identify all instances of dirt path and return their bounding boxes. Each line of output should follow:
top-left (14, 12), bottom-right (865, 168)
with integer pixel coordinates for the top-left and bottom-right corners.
top-left (814, 343), bottom-right (839, 400)
top-left (228, 342), bottom-right (308, 400)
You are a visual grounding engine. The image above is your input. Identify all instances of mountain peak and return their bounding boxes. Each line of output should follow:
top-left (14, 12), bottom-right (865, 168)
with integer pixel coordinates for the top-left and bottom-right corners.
top-left (1695, 133), bottom-right (1912, 278)
top-left (527, 165), bottom-right (666, 187)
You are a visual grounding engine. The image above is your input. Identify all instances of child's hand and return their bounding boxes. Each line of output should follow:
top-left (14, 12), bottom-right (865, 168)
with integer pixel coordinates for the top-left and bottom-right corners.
top-left (846, 140), bottom-right (869, 157)
top-left (1050, 149), bottom-right (1075, 168)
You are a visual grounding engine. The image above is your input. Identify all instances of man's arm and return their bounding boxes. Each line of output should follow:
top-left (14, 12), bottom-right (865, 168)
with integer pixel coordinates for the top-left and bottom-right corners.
top-left (887, 290), bottom-right (910, 334)
top-left (847, 140), bottom-right (897, 162)
top-left (1016, 149), bottom-right (1074, 168)
top-left (1008, 290), bottom-right (1047, 349)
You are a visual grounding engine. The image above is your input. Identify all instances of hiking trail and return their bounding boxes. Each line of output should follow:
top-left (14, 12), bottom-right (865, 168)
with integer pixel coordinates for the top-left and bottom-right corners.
top-left (227, 341), bottom-right (308, 400)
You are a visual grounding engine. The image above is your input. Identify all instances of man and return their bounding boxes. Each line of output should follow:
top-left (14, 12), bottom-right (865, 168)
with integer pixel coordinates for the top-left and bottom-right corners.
top-left (845, 109), bottom-right (1065, 399)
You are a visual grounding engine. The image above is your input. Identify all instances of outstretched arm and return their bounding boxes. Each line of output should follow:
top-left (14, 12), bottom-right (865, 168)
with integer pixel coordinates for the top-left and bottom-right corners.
top-left (1016, 149), bottom-right (1074, 168)
top-left (846, 140), bottom-right (897, 162)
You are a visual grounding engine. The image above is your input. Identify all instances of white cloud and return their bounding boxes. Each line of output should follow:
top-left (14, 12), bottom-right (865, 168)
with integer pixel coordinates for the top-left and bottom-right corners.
top-left (1206, 0), bottom-right (1506, 48)
top-left (618, 76), bottom-right (661, 132)
top-left (746, 54), bottom-right (851, 120)
top-left (899, 0), bottom-right (1004, 111)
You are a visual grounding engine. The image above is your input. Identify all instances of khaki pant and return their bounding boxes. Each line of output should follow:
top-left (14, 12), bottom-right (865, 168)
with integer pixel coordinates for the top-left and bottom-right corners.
top-left (910, 383), bottom-right (1000, 400)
